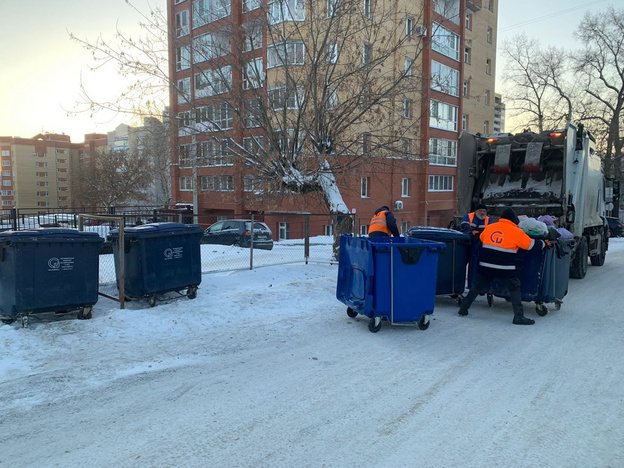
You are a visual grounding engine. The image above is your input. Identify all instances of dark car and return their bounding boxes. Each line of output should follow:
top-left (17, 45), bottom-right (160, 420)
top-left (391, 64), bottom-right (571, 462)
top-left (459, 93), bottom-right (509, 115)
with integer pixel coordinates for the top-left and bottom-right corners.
top-left (201, 220), bottom-right (274, 250)
top-left (606, 217), bottom-right (624, 238)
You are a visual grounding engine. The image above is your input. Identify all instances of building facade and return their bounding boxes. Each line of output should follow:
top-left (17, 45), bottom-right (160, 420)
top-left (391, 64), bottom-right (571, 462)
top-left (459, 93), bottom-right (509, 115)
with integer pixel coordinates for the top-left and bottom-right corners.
top-left (166, 0), bottom-right (498, 235)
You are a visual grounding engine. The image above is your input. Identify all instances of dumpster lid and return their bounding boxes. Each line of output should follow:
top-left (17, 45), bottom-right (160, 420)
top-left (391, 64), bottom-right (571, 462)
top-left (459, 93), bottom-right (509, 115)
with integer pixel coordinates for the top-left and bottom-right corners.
top-left (0, 228), bottom-right (103, 243)
top-left (108, 222), bottom-right (203, 239)
top-left (408, 226), bottom-right (470, 240)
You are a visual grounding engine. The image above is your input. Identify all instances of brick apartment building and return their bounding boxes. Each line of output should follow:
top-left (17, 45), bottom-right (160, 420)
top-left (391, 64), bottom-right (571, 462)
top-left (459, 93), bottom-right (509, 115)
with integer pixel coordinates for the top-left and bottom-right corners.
top-left (166, 0), bottom-right (497, 238)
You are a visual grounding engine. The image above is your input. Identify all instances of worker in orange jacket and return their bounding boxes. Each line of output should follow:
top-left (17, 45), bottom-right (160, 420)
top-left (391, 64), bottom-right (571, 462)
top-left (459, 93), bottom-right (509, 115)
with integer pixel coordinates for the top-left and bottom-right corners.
top-left (459, 203), bottom-right (491, 236)
top-left (458, 208), bottom-right (548, 325)
top-left (368, 206), bottom-right (400, 237)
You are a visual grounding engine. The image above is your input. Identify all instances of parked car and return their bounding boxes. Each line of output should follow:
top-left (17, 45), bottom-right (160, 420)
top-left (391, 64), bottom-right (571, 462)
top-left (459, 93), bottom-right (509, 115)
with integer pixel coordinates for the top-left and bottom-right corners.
top-left (201, 220), bottom-right (274, 250)
top-left (606, 217), bottom-right (624, 238)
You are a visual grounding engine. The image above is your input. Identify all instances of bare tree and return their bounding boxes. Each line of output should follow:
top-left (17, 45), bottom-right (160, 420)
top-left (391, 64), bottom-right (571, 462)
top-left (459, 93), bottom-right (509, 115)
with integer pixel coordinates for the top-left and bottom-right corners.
top-left (572, 6), bottom-right (624, 182)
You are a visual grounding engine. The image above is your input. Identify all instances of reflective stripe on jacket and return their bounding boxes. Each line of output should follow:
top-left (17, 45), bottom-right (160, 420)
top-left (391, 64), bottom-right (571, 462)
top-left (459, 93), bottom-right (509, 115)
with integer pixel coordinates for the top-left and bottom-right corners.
top-left (369, 211), bottom-right (392, 236)
top-left (478, 218), bottom-right (537, 277)
top-left (468, 212), bottom-right (491, 230)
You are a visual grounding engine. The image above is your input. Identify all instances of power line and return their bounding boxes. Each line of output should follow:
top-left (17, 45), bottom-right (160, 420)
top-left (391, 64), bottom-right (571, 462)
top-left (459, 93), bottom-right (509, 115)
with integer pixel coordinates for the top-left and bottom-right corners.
top-left (499, 0), bottom-right (608, 33)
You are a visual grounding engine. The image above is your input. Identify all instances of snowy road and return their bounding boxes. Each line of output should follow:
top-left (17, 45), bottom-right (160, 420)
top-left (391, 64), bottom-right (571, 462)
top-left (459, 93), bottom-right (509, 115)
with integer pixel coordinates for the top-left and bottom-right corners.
top-left (1, 241), bottom-right (624, 467)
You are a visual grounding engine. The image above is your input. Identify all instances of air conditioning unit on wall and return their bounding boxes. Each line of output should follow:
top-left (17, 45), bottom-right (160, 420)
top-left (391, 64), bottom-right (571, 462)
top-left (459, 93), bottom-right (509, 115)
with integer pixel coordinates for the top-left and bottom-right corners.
top-left (416, 25), bottom-right (427, 37)
top-left (394, 200), bottom-right (404, 210)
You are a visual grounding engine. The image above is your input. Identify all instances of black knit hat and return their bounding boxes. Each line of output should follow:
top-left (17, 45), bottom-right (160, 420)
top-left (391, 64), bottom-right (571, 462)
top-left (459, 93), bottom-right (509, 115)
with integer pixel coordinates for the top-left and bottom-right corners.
top-left (501, 208), bottom-right (519, 225)
top-left (475, 203), bottom-right (487, 211)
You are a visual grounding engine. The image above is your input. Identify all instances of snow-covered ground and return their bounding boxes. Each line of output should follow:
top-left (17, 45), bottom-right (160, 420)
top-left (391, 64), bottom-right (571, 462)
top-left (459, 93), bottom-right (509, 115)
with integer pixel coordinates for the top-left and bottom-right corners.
top-left (1, 239), bottom-right (624, 467)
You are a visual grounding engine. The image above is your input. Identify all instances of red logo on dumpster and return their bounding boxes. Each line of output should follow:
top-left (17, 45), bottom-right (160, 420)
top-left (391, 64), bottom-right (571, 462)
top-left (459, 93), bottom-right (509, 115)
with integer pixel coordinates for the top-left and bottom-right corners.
top-left (489, 230), bottom-right (504, 244)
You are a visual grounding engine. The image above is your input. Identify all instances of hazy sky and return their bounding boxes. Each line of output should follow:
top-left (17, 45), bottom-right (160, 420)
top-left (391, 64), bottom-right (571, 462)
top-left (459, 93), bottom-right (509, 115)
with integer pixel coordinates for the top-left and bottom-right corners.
top-left (0, 0), bottom-right (613, 142)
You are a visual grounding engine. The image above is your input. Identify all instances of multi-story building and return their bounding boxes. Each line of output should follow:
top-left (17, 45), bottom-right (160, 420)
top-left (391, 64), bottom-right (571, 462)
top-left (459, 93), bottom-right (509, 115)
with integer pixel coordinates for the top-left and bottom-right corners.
top-left (493, 92), bottom-right (505, 133)
top-left (167, 0), bottom-right (497, 236)
top-left (462, 0), bottom-right (497, 135)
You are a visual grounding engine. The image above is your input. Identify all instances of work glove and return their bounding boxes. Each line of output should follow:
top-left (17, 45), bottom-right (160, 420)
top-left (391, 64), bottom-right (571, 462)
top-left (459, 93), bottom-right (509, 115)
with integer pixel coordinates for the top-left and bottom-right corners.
top-left (545, 239), bottom-right (553, 248)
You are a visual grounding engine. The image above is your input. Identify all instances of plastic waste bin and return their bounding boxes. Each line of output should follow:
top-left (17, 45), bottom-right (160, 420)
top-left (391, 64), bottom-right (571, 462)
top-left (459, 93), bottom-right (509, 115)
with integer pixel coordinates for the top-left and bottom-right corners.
top-left (336, 235), bottom-right (445, 333)
top-left (408, 226), bottom-right (471, 297)
top-left (487, 238), bottom-right (573, 315)
top-left (0, 228), bottom-right (103, 327)
top-left (108, 223), bottom-right (203, 306)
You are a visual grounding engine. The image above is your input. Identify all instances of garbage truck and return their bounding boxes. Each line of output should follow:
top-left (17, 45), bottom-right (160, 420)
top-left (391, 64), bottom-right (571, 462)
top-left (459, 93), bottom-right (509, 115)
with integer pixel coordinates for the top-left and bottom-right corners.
top-left (455, 121), bottom-right (619, 279)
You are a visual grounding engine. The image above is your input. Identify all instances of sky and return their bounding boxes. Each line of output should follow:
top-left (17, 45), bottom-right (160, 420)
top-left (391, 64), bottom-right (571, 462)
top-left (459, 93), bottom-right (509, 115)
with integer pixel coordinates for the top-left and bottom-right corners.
top-left (1, 235), bottom-right (623, 466)
top-left (0, 0), bottom-right (614, 142)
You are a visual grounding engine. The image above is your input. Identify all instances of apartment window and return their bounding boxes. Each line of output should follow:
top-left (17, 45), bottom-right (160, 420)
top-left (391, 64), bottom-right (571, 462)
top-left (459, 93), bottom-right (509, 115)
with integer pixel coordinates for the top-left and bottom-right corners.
top-left (401, 178), bottom-right (410, 197)
top-left (177, 77), bottom-right (191, 105)
top-left (360, 224), bottom-right (368, 235)
top-left (464, 46), bottom-right (471, 64)
top-left (2, 160), bottom-right (10, 166)
top-left (465, 13), bottom-right (472, 30)
top-left (462, 114), bottom-right (468, 131)
top-left (431, 60), bottom-right (459, 96)
top-left (402, 138), bottom-right (410, 157)
top-left (195, 65), bottom-right (232, 98)
top-left (362, 132), bottom-right (371, 154)
top-left (243, 0), bottom-right (261, 11)
top-left (1, 170), bottom-right (10, 176)
top-left (361, 177), bottom-right (370, 198)
top-left (429, 137), bottom-right (457, 166)
top-left (433, 0), bottom-right (460, 24)
top-left (193, 29), bottom-right (231, 63)
top-left (243, 21), bottom-right (263, 52)
top-left (364, 0), bottom-right (371, 18)
top-left (243, 136), bottom-right (264, 155)
top-left (432, 23), bottom-right (460, 61)
top-left (484, 120), bottom-right (490, 133)
top-left (403, 98), bottom-right (412, 118)
top-left (37, 191), bottom-right (49, 197)
top-left (404, 57), bottom-right (413, 77)
top-left (36, 171), bottom-right (49, 177)
top-left (487, 27), bottom-right (493, 44)
top-left (198, 139), bottom-right (234, 166)
top-left (488, 0), bottom-right (493, 11)
top-left (176, 10), bottom-right (189, 37)
top-left (179, 176), bottom-right (193, 191)
top-left (38, 202), bottom-right (50, 207)
top-left (200, 175), bottom-right (234, 191)
top-left (486, 58), bottom-right (492, 75)
top-left (269, 86), bottom-right (303, 110)
top-left (401, 221), bottom-right (409, 234)
top-left (484, 89), bottom-right (490, 106)
top-left (243, 175), bottom-right (262, 192)
top-left (193, 0), bottom-right (231, 27)
top-left (1, 190), bottom-right (11, 196)
top-left (430, 100), bottom-right (458, 131)
top-left (324, 224), bottom-right (333, 236)
top-left (327, 0), bottom-right (338, 17)
top-left (405, 16), bottom-right (414, 37)
top-left (279, 222), bottom-right (290, 240)
top-left (267, 41), bottom-right (305, 68)
top-left (268, 0), bottom-right (305, 24)
top-left (244, 99), bottom-right (263, 128)
top-left (327, 87), bottom-right (338, 109)
top-left (176, 45), bottom-right (191, 71)
top-left (2, 180), bottom-right (11, 187)
top-left (175, 0), bottom-right (186, 4)
top-left (2, 200), bottom-right (13, 206)
top-left (327, 42), bottom-right (338, 63)
top-left (1, 150), bottom-right (10, 157)
top-left (463, 80), bottom-right (469, 97)
top-left (36, 181), bottom-right (49, 187)
top-left (243, 58), bottom-right (264, 90)
top-left (428, 175), bottom-right (454, 192)
top-left (363, 42), bottom-right (372, 64)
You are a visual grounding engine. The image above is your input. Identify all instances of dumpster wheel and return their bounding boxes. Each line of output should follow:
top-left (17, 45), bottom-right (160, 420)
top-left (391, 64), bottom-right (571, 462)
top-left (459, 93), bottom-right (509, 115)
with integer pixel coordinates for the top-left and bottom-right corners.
top-left (21, 316), bottom-right (29, 328)
top-left (418, 315), bottom-right (431, 330)
top-left (148, 296), bottom-right (157, 307)
top-left (187, 286), bottom-right (198, 299)
top-left (346, 307), bottom-right (358, 318)
top-left (487, 293), bottom-right (494, 307)
top-left (77, 307), bottom-right (93, 320)
top-left (1, 317), bottom-right (15, 325)
top-left (554, 300), bottom-right (562, 311)
top-left (368, 317), bottom-right (382, 333)
top-left (535, 303), bottom-right (548, 316)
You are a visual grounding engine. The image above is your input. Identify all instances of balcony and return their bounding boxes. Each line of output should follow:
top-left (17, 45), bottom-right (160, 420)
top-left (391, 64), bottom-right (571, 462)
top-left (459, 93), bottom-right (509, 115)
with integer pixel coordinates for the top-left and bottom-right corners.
top-left (467, 0), bottom-right (482, 12)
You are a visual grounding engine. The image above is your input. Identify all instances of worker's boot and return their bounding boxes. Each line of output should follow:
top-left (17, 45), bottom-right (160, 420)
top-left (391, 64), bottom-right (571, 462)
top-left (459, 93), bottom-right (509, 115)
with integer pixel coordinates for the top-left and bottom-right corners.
top-left (458, 307), bottom-right (469, 316)
top-left (513, 315), bottom-right (535, 325)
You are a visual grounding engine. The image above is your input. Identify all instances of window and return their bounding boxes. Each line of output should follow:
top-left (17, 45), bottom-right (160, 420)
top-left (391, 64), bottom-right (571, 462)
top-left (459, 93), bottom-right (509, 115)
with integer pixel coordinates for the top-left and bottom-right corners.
top-left (362, 132), bottom-right (370, 154)
top-left (243, 136), bottom-right (264, 155)
top-left (2, 170), bottom-right (10, 176)
top-left (176, 45), bottom-right (191, 71)
top-left (363, 0), bottom-right (371, 19)
top-left (484, 120), bottom-right (490, 133)
top-left (487, 27), bottom-right (493, 44)
top-left (243, 58), bottom-right (264, 90)
top-left (176, 10), bottom-right (189, 37)
top-left (361, 177), bottom-right (370, 197)
top-left (431, 60), bottom-right (459, 96)
top-left (324, 224), bottom-right (333, 236)
top-left (327, 42), bottom-right (338, 63)
top-left (195, 65), bottom-right (232, 98)
top-left (268, 0), bottom-right (305, 24)
top-left (193, 0), bottom-right (231, 27)
top-left (327, 87), bottom-right (338, 109)
top-left (243, 0), bottom-right (261, 11)
top-left (428, 175), bottom-right (454, 191)
top-left (267, 41), bottom-right (305, 68)
top-left (402, 178), bottom-right (410, 197)
top-left (464, 46), bottom-right (471, 64)
top-left (37, 191), bottom-right (49, 197)
top-left (404, 57), bottom-right (413, 77)
top-left (197, 139), bottom-right (234, 166)
top-left (433, 0), bottom-right (460, 24)
top-left (484, 89), bottom-right (490, 106)
top-left (243, 21), bottom-right (263, 51)
top-left (463, 80), bottom-right (469, 97)
top-left (363, 42), bottom-right (372, 64)
top-left (193, 30), bottom-right (231, 63)
top-left (2, 180), bottom-right (11, 186)
top-left (465, 13), bottom-right (472, 30)
top-left (244, 175), bottom-right (262, 192)
top-left (403, 98), bottom-right (412, 118)
top-left (429, 138), bottom-right (457, 166)
top-left (179, 144), bottom-right (191, 167)
top-left (175, 0), bottom-right (186, 4)
top-left (195, 102), bottom-right (234, 131)
top-left (37, 202), bottom-right (50, 207)
top-left (269, 85), bottom-right (303, 110)
top-left (2, 159), bottom-right (11, 166)
top-left (462, 114), bottom-right (467, 130)
top-left (200, 175), bottom-right (234, 191)
top-left (486, 58), bottom-right (492, 75)
top-left (488, 0), bottom-right (493, 11)
top-left (405, 16), bottom-right (414, 37)
top-left (244, 99), bottom-right (263, 128)
top-left (36, 171), bottom-right (48, 177)
top-left (432, 23), bottom-right (460, 61)
top-left (402, 138), bottom-right (410, 157)
top-left (1, 190), bottom-right (11, 196)
top-left (177, 77), bottom-right (191, 105)
top-left (180, 176), bottom-right (193, 191)
top-left (430, 100), bottom-right (458, 131)
top-left (327, 0), bottom-right (337, 17)
top-left (360, 224), bottom-right (368, 235)
top-left (279, 222), bottom-right (290, 240)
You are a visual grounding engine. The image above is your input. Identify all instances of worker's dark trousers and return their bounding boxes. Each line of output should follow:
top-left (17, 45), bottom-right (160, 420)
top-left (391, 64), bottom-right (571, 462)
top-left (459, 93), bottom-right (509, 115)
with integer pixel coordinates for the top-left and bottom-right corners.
top-left (459, 274), bottom-right (525, 317)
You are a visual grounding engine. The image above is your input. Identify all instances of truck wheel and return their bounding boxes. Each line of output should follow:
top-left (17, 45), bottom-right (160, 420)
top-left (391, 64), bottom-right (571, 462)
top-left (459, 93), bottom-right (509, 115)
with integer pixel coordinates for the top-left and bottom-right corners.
top-left (570, 237), bottom-right (588, 279)
top-left (590, 234), bottom-right (607, 266)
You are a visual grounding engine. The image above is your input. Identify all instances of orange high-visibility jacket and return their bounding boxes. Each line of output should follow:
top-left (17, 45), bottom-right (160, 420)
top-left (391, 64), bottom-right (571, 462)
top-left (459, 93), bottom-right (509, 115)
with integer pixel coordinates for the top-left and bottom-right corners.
top-left (369, 210), bottom-right (392, 236)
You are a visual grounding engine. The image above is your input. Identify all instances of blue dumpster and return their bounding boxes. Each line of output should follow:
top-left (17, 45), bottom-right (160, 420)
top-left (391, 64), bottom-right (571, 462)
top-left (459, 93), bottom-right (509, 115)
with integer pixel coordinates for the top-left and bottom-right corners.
top-left (336, 235), bottom-right (445, 332)
top-left (408, 227), bottom-right (471, 296)
top-left (0, 228), bottom-right (103, 326)
top-left (108, 223), bottom-right (203, 306)
top-left (488, 238), bottom-right (573, 315)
